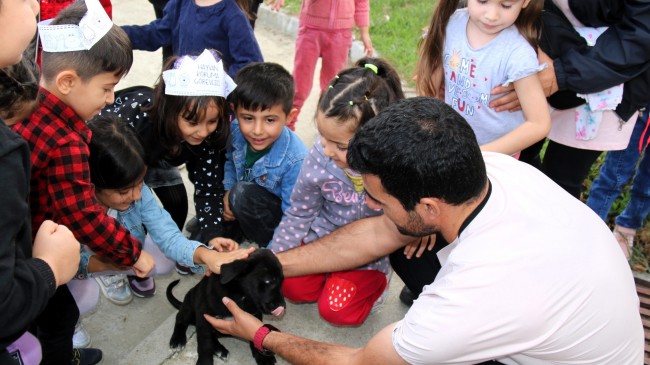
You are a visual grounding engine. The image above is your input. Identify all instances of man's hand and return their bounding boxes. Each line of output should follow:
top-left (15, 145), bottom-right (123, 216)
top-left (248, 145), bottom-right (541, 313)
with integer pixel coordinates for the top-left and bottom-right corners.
top-left (204, 297), bottom-right (263, 341)
top-left (223, 190), bottom-right (235, 221)
top-left (403, 234), bottom-right (436, 259)
top-left (32, 220), bottom-right (80, 287)
top-left (132, 250), bottom-right (155, 278)
top-left (489, 49), bottom-right (557, 112)
top-left (267, 0), bottom-right (284, 11)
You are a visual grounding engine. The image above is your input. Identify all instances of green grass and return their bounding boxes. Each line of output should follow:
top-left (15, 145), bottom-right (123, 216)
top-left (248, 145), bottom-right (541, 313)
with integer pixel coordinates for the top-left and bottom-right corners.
top-left (280, 0), bottom-right (436, 87)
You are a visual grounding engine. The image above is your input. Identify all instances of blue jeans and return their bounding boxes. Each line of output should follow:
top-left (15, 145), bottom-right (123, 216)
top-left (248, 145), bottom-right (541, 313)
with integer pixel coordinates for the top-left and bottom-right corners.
top-left (586, 109), bottom-right (650, 229)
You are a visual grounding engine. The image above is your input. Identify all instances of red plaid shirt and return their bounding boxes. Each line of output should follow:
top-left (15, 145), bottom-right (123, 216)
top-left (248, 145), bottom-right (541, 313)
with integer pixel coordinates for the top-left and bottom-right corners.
top-left (12, 88), bottom-right (142, 266)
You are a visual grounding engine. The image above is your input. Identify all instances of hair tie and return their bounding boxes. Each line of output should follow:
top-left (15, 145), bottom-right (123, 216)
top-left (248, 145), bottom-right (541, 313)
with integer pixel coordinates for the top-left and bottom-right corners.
top-left (348, 100), bottom-right (354, 106)
top-left (364, 64), bottom-right (378, 74)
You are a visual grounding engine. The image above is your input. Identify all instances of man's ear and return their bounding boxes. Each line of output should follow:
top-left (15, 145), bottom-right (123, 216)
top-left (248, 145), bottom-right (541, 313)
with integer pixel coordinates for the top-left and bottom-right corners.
top-left (285, 108), bottom-right (298, 126)
top-left (54, 70), bottom-right (79, 95)
top-left (419, 197), bottom-right (441, 220)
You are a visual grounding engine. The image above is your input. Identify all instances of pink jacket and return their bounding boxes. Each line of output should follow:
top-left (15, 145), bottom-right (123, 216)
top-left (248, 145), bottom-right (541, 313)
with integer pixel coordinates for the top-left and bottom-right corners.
top-left (299, 0), bottom-right (369, 30)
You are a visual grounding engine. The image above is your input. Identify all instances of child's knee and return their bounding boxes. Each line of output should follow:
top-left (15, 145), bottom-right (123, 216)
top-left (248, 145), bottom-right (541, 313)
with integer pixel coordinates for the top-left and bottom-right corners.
top-left (282, 275), bottom-right (324, 302)
top-left (317, 299), bottom-right (370, 327)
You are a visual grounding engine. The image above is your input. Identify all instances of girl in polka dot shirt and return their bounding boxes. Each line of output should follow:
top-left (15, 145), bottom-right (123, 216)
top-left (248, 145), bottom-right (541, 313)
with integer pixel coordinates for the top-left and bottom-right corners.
top-left (268, 58), bottom-right (404, 326)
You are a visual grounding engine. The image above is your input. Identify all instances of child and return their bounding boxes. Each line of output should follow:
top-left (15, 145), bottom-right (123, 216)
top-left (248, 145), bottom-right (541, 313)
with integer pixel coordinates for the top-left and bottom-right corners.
top-left (69, 115), bottom-right (253, 309)
top-left (100, 49), bottom-right (236, 277)
top-left (0, 0), bottom-right (83, 364)
top-left (416, 0), bottom-right (550, 156)
top-left (0, 56), bottom-right (39, 126)
top-left (121, 0), bottom-right (263, 77)
top-left (224, 62), bottom-right (308, 246)
top-left (268, 58), bottom-right (402, 326)
top-left (12, 1), bottom-right (153, 363)
top-left (278, 0), bottom-right (373, 130)
top-left (587, 107), bottom-right (650, 259)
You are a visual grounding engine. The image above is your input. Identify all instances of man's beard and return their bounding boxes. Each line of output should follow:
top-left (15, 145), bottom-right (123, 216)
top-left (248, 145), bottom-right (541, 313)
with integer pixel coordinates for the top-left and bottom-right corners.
top-left (396, 210), bottom-right (439, 237)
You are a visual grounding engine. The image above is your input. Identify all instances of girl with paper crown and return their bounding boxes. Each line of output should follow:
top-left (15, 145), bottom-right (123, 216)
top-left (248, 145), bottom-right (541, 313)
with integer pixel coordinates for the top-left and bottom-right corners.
top-left (94, 49), bottom-right (238, 300)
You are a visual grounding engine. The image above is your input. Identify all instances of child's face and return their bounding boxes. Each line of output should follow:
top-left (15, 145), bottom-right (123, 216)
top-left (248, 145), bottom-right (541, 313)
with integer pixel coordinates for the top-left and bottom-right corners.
top-left (316, 110), bottom-right (356, 170)
top-left (235, 104), bottom-right (294, 152)
top-left (66, 71), bottom-right (121, 121)
top-left (95, 181), bottom-right (144, 211)
top-left (177, 100), bottom-right (220, 145)
top-left (0, 0), bottom-right (39, 68)
top-left (467, 0), bottom-right (530, 38)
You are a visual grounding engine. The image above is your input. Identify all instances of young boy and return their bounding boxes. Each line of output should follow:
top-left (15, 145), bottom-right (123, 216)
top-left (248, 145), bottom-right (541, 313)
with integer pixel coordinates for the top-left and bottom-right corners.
top-left (11, 1), bottom-right (154, 364)
top-left (223, 62), bottom-right (308, 246)
top-left (0, 0), bottom-right (82, 364)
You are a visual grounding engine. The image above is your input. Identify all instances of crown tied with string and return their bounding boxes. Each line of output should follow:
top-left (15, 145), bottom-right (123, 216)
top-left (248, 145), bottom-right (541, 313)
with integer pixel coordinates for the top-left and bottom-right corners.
top-left (162, 50), bottom-right (237, 97)
top-left (37, 0), bottom-right (112, 52)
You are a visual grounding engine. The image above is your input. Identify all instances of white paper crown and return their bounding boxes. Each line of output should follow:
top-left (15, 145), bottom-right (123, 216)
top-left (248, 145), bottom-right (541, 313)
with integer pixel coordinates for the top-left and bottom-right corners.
top-left (37, 0), bottom-right (112, 53)
top-left (162, 50), bottom-right (237, 97)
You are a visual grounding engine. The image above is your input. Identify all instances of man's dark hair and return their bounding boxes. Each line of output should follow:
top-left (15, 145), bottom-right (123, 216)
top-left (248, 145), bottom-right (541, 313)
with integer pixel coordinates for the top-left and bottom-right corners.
top-left (347, 96), bottom-right (487, 211)
top-left (41, 0), bottom-right (133, 82)
top-left (229, 62), bottom-right (294, 115)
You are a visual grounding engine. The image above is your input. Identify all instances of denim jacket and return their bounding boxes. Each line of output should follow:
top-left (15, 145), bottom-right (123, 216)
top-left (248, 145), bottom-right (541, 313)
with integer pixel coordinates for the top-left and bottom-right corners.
top-left (78, 183), bottom-right (207, 278)
top-left (223, 119), bottom-right (308, 212)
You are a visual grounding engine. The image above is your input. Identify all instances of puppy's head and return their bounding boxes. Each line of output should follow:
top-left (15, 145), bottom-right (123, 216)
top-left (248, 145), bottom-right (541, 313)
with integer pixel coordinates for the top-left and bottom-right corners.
top-left (220, 248), bottom-right (286, 317)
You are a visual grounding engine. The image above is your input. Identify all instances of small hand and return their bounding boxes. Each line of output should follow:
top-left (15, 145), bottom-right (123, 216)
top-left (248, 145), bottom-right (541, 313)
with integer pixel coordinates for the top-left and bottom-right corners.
top-left (403, 234), bottom-right (436, 259)
top-left (204, 297), bottom-right (264, 341)
top-left (32, 220), bottom-right (80, 286)
top-left (132, 251), bottom-right (155, 278)
top-left (204, 247), bottom-right (255, 275)
top-left (223, 191), bottom-right (235, 221)
top-left (267, 0), bottom-right (285, 11)
top-left (208, 237), bottom-right (239, 251)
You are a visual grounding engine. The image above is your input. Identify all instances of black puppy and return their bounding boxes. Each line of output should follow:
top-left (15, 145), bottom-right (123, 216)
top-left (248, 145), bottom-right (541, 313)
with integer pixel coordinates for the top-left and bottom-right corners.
top-left (167, 248), bottom-right (286, 365)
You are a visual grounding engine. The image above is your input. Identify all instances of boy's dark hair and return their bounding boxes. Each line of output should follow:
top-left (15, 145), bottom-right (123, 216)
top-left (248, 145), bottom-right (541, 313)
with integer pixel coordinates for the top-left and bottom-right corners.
top-left (318, 57), bottom-right (404, 133)
top-left (230, 62), bottom-right (294, 115)
top-left (149, 55), bottom-right (230, 158)
top-left (40, 0), bottom-right (133, 83)
top-left (0, 56), bottom-right (40, 119)
top-left (347, 97), bottom-right (487, 211)
top-left (88, 114), bottom-right (147, 190)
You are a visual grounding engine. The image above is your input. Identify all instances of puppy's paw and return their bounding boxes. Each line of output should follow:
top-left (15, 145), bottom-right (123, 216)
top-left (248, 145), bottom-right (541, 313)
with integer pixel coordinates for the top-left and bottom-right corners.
top-left (214, 346), bottom-right (229, 361)
top-left (169, 333), bottom-right (187, 351)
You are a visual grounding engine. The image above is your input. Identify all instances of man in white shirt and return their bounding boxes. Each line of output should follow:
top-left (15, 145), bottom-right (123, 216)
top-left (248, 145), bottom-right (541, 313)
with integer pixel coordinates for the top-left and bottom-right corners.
top-left (207, 97), bottom-right (643, 365)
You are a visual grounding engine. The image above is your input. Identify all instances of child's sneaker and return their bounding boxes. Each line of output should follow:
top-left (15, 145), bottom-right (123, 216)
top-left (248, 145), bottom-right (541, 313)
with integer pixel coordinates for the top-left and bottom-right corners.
top-left (371, 270), bottom-right (392, 314)
top-left (72, 320), bottom-right (91, 348)
top-left (70, 348), bottom-right (103, 365)
top-left (127, 275), bottom-right (156, 298)
top-left (613, 225), bottom-right (636, 259)
top-left (175, 263), bottom-right (194, 275)
top-left (95, 274), bottom-right (133, 305)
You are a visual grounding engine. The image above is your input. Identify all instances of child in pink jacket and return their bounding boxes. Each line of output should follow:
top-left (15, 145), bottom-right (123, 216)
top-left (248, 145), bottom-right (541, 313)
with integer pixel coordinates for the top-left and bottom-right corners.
top-left (274, 0), bottom-right (372, 130)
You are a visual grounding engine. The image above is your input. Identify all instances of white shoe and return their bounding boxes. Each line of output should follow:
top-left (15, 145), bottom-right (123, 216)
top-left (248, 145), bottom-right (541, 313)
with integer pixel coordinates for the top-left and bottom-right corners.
top-left (371, 269), bottom-right (392, 314)
top-left (95, 274), bottom-right (133, 305)
top-left (73, 320), bottom-right (91, 348)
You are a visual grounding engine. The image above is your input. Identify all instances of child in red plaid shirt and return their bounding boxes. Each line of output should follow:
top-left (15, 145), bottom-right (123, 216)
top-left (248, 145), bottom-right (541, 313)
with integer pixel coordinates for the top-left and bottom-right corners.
top-left (11, 1), bottom-right (153, 364)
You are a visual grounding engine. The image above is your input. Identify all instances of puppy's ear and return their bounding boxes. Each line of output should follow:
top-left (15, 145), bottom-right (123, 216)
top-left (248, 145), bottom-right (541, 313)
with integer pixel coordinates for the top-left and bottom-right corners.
top-left (220, 259), bottom-right (248, 284)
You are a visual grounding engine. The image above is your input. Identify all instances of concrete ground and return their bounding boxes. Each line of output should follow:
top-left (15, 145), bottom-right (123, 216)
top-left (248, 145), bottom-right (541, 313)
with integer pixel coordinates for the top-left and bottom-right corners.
top-left (79, 1), bottom-right (411, 364)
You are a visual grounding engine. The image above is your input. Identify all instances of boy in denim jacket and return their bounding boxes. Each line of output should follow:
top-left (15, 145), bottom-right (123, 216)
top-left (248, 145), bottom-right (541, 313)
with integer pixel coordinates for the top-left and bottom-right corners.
top-left (223, 62), bottom-right (308, 246)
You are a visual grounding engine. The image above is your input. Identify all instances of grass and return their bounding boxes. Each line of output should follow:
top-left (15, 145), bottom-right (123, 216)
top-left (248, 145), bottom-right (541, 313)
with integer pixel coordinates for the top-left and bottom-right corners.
top-left (279, 0), bottom-right (436, 87)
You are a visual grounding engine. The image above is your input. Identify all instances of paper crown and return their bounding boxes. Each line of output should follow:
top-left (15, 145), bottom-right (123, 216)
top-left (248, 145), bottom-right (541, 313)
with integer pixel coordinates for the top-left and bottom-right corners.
top-left (162, 50), bottom-right (237, 97)
top-left (37, 0), bottom-right (112, 52)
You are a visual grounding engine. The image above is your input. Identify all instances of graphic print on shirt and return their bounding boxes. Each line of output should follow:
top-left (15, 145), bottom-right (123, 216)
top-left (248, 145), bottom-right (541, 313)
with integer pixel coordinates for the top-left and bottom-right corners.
top-left (444, 48), bottom-right (490, 118)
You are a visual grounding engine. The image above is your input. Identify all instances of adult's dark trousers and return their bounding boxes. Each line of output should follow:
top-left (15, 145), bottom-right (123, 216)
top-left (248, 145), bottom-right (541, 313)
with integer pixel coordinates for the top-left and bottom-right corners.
top-left (389, 233), bottom-right (448, 296)
top-left (541, 140), bottom-right (603, 199)
top-left (228, 181), bottom-right (282, 247)
top-left (34, 284), bottom-right (79, 365)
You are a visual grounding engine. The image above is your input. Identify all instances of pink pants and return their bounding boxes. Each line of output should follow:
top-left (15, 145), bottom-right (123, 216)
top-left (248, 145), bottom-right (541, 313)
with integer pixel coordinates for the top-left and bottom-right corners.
top-left (282, 269), bottom-right (387, 326)
top-left (290, 25), bottom-right (353, 130)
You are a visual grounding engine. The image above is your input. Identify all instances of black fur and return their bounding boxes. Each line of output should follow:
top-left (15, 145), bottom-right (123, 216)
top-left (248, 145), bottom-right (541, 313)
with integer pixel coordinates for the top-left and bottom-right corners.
top-left (166, 248), bottom-right (285, 365)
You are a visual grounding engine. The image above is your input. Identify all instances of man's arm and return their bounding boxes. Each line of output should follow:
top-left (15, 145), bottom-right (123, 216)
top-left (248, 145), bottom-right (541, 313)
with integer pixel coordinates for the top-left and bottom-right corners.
top-left (278, 214), bottom-right (412, 277)
top-left (205, 298), bottom-right (408, 365)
